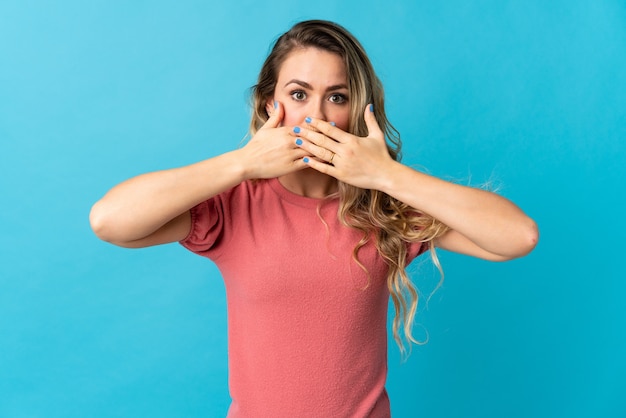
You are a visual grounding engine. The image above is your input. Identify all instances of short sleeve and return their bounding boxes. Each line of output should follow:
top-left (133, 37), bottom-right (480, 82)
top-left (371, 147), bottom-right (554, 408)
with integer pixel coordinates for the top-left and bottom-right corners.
top-left (179, 197), bottom-right (225, 259)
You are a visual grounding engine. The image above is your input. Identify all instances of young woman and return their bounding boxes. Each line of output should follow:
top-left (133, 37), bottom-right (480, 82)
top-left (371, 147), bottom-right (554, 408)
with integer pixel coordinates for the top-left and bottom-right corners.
top-left (90, 20), bottom-right (538, 418)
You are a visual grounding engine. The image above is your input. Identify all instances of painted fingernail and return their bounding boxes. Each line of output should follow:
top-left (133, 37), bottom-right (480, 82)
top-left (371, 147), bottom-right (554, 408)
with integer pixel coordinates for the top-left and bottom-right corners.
top-left (303, 157), bottom-right (310, 163)
top-left (295, 138), bottom-right (303, 146)
top-left (369, 104), bottom-right (374, 112)
top-left (329, 122), bottom-right (336, 127)
top-left (305, 117), bottom-right (312, 123)
top-left (293, 126), bottom-right (301, 133)
top-left (274, 101), bottom-right (278, 109)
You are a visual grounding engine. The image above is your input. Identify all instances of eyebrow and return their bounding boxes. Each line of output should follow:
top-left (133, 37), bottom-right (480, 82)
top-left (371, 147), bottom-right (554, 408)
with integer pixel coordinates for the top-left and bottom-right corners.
top-left (284, 79), bottom-right (348, 92)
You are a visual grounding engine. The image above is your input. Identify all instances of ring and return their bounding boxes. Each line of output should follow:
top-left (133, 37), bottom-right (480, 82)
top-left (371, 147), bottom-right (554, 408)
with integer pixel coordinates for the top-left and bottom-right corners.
top-left (329, 152), bottom-right (335, 164)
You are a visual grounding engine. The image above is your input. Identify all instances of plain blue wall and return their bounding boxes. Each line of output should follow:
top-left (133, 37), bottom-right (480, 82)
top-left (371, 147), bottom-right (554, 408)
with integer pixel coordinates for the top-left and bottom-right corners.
top-left (1, 1), bottom-right (625, 417)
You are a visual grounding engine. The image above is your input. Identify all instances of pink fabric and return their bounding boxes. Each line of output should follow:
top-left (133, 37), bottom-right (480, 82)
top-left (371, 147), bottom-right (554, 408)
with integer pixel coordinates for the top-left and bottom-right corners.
top-left (181, 178), bottom-right (425, 417)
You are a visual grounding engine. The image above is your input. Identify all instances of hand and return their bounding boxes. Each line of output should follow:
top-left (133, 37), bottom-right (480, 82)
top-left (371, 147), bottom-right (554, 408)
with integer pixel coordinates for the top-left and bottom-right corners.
top-left (293, 104), bottom-right (395, 190)
top-left (240, 101), bottom-right (311, 179)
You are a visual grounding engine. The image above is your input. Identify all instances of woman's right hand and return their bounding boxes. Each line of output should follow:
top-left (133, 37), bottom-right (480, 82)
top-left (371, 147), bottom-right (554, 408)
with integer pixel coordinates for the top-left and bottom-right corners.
top-left (90, 101), bottom-right (309, 247)
top-left (238, 101), bottom-right (310, 180)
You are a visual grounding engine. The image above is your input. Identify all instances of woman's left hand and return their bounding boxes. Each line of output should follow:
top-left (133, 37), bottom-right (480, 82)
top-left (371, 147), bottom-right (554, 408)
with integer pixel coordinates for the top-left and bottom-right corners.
top-left (293, 104), bottom-right (395, 190)
top-left (295, 104), bottom-right (539, 260)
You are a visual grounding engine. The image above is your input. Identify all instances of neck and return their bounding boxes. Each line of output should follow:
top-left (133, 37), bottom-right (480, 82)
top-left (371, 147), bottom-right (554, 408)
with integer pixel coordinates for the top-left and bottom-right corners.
top-left (278, 169), bottom-right (338, 199)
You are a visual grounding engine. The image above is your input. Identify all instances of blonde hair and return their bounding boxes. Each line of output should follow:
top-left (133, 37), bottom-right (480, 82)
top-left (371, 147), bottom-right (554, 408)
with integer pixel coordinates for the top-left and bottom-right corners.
top-left (249, 20), bottom-right (449, 356)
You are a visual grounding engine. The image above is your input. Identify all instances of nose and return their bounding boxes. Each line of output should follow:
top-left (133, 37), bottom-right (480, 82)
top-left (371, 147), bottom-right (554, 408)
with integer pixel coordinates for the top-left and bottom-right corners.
top-left (306, 97), bottom-right (327, 122)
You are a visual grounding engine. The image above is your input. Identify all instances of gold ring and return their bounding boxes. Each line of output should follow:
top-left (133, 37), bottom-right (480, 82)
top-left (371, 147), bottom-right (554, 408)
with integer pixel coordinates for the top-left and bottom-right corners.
top-left (329, 152), bottom-right (335, 164)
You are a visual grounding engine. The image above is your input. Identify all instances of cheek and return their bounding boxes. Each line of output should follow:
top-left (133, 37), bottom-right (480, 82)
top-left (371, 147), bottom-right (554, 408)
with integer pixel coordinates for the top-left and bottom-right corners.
top-left (281, 103), bottom-right (306, 126)
top-left (332, 109), bottom-right (351, 131)
top-left (282, 113), bottom-right (300, 126)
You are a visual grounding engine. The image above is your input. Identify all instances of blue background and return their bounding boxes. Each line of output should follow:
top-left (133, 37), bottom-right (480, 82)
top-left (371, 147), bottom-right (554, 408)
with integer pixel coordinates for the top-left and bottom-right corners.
top-left (1, 1), bottom-right (625, 417)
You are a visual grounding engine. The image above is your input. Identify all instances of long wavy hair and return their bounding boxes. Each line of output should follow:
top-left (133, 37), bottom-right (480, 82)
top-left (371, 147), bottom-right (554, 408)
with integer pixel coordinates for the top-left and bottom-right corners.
top-left (249, 20), bottom-right (449, 356)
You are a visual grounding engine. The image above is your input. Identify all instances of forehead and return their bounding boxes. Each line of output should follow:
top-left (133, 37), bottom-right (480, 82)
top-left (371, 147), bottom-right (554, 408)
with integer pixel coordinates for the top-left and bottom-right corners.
top-left (277, 47), bottom-right (347, 86)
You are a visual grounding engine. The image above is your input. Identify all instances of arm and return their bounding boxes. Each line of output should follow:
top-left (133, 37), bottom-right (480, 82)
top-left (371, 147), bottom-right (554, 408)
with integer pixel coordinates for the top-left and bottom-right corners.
top-left (377, 163), bottom-right (538, 260)
top-left (293, 106), bottom-right (538, 261)
top-left (90, 102), bottom-right (309, 248)
top-left (89, 152), bottom-right (247, 248)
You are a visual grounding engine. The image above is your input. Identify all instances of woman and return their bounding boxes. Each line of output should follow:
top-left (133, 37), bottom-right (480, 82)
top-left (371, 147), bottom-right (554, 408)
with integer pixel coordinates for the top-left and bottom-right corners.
top-left (90, 20), bottom-right (538, 418)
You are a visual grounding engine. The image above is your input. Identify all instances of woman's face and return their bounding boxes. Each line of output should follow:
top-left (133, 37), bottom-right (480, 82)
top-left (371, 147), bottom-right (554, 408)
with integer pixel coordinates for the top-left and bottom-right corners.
top-left (271, 47), bottom-right (350, 131)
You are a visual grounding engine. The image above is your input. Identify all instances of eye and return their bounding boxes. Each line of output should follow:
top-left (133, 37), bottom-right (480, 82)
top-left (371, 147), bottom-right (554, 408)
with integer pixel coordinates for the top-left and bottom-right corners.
top-left (329, 93), bottom-right (348, 104)
top-left (290, 90), bottom-right (307, 101)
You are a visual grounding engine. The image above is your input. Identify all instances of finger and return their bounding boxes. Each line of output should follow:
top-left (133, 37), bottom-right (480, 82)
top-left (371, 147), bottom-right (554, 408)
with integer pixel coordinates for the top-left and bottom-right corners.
top-left (303, 156), bottom-right (335, 176)
top-left (364, 104), bottom-right (384, 139)
top-left (263, 100), bottom-right (284, 129)
top-left (294, 127), bottom-right (340, 155)
top-left (303, 117), bottom-right (350, 143)
top-left (295, 137), bottom-right (337, 163)
top-left (292, 147), bottom-right (313, 160)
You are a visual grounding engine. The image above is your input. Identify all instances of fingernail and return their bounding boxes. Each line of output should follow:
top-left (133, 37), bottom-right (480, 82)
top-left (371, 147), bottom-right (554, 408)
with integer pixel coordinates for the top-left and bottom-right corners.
top-left (305, 117), bottom-right (312, 123)
top-left (303, 157), bottom-right (310, 163)
top-left (293, 126), bottom-right (301, 134)
top-left (295, 138), bottom-right (303, 146)
top-left (369, 104), bottom-right (374, 112)
top-left (274, 101), bottom-right (278, 109)
top-left (329, 122), bottom-right (336, 127)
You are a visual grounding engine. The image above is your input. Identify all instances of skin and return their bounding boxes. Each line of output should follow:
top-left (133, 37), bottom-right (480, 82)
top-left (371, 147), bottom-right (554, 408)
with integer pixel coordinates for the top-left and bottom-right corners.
top-left (267, 47), bottom-right (350, 199)
top-left (90, 47), bottom-right (538, 260)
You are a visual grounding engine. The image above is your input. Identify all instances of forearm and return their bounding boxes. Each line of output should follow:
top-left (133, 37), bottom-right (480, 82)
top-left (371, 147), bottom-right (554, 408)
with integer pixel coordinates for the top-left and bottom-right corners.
top-left (379, 161), bottom-right (538, 259)
top-left (90, 149), bottom-right (248, 243)
top-left (295, 114), bottom-right (538, 259)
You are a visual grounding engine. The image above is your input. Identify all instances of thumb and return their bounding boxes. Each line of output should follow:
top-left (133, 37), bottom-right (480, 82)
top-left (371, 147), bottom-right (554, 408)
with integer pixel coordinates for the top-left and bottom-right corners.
top-left (364, 103), bottom-right (384, 139)
top-left (264, 100), bottom-right (284, 129)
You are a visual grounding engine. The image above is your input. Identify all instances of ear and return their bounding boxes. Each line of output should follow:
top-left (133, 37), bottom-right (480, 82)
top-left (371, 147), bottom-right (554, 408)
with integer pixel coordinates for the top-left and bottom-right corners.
top-left (265, 98), bottom-right (275, 116)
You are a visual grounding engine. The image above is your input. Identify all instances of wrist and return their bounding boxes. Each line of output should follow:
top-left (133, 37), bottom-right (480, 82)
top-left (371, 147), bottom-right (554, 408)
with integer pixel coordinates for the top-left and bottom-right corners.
top-left (375, 160), bottom-right (404, 195)
top-left (227, 148), bottom-right (253, 182)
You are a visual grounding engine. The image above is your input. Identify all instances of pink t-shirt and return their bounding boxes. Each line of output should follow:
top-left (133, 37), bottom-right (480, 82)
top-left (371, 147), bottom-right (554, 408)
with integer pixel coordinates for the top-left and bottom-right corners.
top-left (181, 178), bottom-right (425, 417)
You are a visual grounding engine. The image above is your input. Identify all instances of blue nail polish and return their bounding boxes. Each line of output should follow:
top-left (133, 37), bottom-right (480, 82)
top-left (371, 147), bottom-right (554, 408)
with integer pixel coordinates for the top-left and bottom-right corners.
top-left (274, 101), bottom-right (278, 109)
top-left (369, 104), bottom-right (374, 112)
top-left (329, 122), bottom-right (336, 127)
top-left (293, 126), bottom-right (301, 134)
top-left (295, 138), bottom-right (303, 146)
top-left (305, 117), bottom-right (312, 123)
top-left (303, 157), bottom-right (310, 163)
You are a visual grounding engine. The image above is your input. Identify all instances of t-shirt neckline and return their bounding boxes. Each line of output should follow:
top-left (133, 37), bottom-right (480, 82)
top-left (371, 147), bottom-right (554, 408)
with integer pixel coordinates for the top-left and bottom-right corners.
top-left (267, 177), bottom-right (338, 209)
